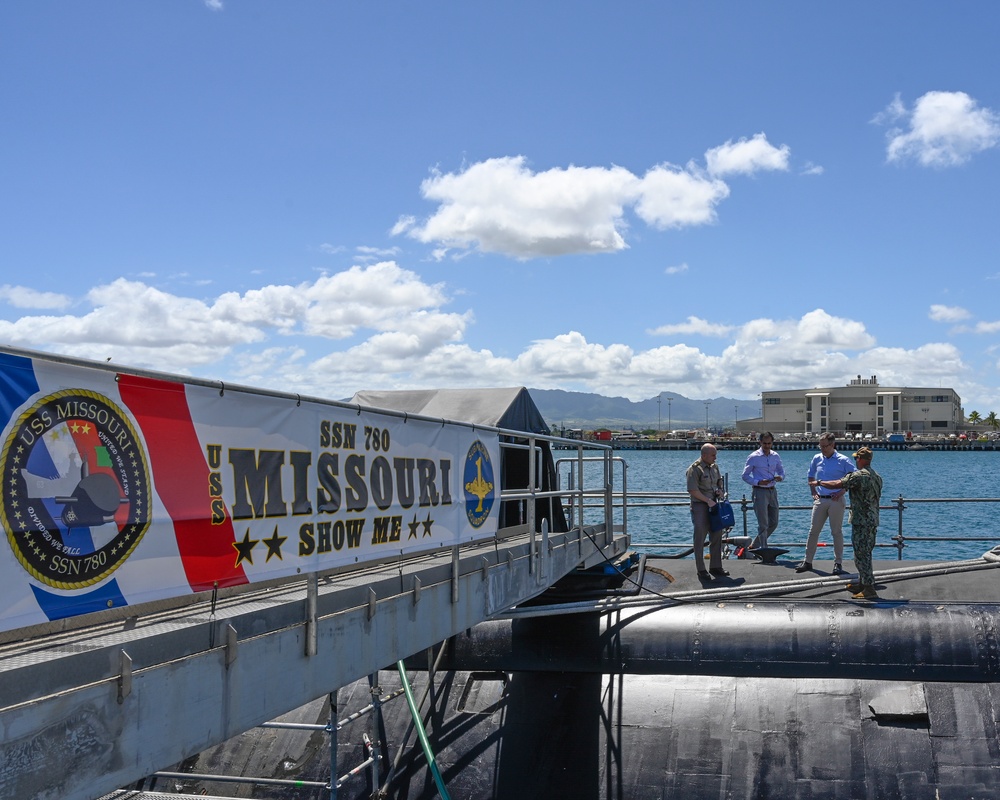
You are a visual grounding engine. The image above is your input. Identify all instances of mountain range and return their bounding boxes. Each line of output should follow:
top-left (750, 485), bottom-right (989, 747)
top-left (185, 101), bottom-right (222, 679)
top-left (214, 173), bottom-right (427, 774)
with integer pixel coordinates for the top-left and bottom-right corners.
top-left (528, 388), bottom-right (762, 433)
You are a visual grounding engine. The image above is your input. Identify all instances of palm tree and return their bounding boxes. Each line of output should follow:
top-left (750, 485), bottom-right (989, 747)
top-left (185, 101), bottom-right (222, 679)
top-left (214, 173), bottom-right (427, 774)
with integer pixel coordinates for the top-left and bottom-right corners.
top-left (985, 411), bottom-right (999, 432)
top-left (967, 410), bottom-right (981, 428)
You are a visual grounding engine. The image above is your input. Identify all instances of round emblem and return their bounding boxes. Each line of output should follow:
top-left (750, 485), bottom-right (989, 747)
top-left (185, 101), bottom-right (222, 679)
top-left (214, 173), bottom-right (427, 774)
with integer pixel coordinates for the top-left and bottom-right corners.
top-left (463, 439), bottom-right (495, 528)
top-left (1, 389), bottom-right (151, 589)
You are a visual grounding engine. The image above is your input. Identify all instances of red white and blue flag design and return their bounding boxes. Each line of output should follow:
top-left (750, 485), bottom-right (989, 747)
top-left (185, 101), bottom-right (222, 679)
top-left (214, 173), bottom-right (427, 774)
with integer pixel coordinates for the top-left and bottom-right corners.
top-left (0, 349), bottom-right (499, 633)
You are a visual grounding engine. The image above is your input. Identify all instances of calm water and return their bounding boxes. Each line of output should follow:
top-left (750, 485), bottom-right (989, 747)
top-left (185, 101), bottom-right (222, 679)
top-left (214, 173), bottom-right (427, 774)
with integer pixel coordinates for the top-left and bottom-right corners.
top-left (563, 448), bottom-right (1000, 561)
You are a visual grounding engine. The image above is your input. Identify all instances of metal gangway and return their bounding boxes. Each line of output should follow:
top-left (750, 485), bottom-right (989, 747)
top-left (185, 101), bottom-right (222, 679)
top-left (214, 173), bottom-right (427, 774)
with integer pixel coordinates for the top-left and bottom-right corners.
top-left (0, 434), bottom-right (628, 800)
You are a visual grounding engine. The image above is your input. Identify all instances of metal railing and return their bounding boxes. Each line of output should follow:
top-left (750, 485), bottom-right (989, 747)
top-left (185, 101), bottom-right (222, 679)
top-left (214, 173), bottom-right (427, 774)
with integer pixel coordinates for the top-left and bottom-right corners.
top-left (552, 456), bottom-right (1000, 560)
top-left (620, 490), bottom-right (1000, 559)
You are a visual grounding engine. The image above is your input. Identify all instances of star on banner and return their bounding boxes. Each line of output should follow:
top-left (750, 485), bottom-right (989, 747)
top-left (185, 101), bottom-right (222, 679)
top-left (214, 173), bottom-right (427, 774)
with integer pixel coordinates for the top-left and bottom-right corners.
top-left (233, 529), bottom-right (259, 567)
top-left (263, 526), bottom-right (287, 562)
top-left (408, 515), bottom-right (421, 540)
top-left (422, 513), bottom-right (434, 537)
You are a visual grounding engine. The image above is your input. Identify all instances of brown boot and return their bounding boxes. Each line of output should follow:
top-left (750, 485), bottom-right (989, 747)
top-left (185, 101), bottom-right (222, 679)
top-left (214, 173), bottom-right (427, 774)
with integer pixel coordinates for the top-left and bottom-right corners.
top-left (852, 585), bottom-right (879, 600)
top-left (845, 581), bottom-right (862, 593)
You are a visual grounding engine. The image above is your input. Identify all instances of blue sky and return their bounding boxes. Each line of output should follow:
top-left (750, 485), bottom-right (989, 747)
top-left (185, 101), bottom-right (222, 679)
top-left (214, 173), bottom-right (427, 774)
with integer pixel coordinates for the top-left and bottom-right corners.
top-left (2, 2), bottom-right (1000, 417)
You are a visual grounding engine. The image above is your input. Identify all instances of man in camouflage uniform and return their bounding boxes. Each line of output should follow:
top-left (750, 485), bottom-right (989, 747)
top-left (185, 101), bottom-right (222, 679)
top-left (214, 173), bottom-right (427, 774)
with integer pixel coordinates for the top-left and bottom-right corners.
top-left (810, 446), bottom-right (883, 600)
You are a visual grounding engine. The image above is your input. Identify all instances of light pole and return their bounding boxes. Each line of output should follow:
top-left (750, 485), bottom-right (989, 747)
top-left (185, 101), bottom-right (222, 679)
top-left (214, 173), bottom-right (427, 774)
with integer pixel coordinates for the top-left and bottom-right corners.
top-left (704, 400), bottom-right (711, 432)
top-left (657, 395), bottom-right (661, 432)
top-left (667, 396), bottom-right (672, 434)
top-left (735, 404), bottom-right (738, 432)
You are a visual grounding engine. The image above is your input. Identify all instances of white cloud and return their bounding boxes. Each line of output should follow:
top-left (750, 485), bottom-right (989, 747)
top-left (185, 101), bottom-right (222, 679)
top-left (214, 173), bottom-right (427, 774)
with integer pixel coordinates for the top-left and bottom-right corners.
top-left (879, 91), bottom-right (1000, 167)
top-left (975, 320), bottom-right (1000, 334)
top-left (0, 263), bottom-right (467, 375)
top-left (664, 263), bottom-right (689, 275)
top-left (0, 285), bottom-right (72, 310)
top-left (396, 143), bottom-right (787, 259)
top-left (704, 133), bottom-right (791, 177)
top-left (355, 245), bottom-right (401, 263)
top-left (204, 0), bottom-right (223, 10)
top-left (633, 164), bottom-right (729, 229)
top-left (649, 316), bottom-right (734, 337)
top-left (929, 304), bottom-right (971, 323)
top-left (1, 267), bottom-right (990, 407)
top-left (399, 156), bottom-right (637, 258)
top-left (800, 162), bottom-right (824, 176)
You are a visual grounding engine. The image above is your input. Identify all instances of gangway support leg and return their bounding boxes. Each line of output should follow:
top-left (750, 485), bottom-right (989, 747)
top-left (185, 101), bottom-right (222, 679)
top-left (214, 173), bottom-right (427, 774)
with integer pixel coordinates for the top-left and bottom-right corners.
top-left (328, 691), bottom-right (338, 800)
top-left (369, 673), bottom-right (383, 792)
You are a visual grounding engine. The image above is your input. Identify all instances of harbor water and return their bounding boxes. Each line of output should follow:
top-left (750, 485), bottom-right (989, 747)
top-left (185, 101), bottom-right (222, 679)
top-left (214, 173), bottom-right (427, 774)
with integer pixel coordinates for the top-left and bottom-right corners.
top-left (564, 447), bottom-right (1000, 561)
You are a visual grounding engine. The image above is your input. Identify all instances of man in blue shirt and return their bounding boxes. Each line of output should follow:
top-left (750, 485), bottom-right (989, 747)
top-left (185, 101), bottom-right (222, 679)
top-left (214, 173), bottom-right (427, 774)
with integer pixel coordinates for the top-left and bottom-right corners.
top-left (741, 432), bottom-right (785, 550)
top-left (796, 432), bottom-right (856, 574)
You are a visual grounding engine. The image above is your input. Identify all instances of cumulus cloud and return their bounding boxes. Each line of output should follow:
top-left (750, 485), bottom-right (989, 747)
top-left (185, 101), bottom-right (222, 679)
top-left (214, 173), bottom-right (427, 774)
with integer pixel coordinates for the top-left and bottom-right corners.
top-left (704, 133), bottom-right (791, 177)
top-left (632, 164), bottom-right (729, 229)
top-left (395, 157), bottom-right (637, 258)
top-left (396, 138), bottom-right (789, 259)
top-left (1, 266), bottom-right (985, 407)
top-left (0, 285), bottom-right (73, 310)
top-left (664, 263), bottom-right (689, 275)
top-left (877, 91), bottom-right (1000, 167)
top-left (929, 304), bottom-right (971, 323)
top-left (0, 263), bottom-right (468, 375)
top-left (286, 306), bottom-right (943, 406)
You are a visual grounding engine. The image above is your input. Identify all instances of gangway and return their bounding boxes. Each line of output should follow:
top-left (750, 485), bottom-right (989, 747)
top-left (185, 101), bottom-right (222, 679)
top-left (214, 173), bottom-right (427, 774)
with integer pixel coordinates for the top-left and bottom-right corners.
top-left (0, 347), bottom-right (627, 800)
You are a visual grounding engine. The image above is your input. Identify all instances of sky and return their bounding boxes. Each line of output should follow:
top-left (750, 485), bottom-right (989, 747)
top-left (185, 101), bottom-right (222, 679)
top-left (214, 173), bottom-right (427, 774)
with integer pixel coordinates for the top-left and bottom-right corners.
top-left (2, 2), bottom-right (1000, 418)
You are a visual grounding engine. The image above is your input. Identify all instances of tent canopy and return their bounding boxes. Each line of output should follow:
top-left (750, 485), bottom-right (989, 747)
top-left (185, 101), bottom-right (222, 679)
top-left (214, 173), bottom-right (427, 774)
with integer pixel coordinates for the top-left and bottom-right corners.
top-left (350, 387), bottom-right (564, 532)
top-left (349, 387), bottom-right (550, 435)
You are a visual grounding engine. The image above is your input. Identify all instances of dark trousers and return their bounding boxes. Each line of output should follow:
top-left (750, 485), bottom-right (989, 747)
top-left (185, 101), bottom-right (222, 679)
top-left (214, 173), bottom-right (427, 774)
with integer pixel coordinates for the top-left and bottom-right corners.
top-left (691, 502), bottom-right (722, 571)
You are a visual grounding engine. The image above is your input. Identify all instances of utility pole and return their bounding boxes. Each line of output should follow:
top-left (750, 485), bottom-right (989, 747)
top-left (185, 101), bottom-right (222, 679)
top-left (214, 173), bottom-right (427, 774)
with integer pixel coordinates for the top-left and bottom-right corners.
top-left (704, 400), bottom-right (711, 432)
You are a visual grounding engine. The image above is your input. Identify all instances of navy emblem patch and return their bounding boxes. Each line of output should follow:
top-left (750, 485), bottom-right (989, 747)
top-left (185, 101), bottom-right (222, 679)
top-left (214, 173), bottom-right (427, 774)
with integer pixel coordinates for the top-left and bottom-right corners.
top-left (1, 389), bottom-right (151, 589)
top-left (463, 439), bottom-right (495, 528)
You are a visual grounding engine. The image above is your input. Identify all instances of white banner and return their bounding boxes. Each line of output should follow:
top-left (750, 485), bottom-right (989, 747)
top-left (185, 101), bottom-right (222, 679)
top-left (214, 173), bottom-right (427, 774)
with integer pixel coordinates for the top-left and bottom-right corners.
top-left (0, 350), bottom-right (500, 633)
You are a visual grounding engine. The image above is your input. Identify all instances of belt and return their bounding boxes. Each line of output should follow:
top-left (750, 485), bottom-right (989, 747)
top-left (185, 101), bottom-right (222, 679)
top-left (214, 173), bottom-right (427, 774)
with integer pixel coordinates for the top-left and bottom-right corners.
top-left (754, 485), bottom-right (775, 490)
top-left (819, 494), bottom-right (839, 499)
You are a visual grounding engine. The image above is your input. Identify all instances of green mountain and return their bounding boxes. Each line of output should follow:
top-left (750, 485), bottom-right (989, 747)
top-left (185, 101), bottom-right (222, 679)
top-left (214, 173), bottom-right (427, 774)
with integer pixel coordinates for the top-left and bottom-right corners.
top-left (527, 388), bottom-right (761, 432)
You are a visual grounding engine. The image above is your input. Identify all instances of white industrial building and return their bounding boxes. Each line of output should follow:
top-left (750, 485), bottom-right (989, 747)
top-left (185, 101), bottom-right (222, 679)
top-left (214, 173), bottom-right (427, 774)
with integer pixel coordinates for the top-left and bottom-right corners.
top-left (740, 375), bottom-right (963, 437)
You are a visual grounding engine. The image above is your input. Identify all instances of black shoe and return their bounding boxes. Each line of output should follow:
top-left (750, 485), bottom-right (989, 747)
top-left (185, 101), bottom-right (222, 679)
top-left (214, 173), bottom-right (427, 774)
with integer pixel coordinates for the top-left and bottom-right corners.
top-left (832, 563), bottom-right (845, 575)
top-left (709, 568), bottom-right (730, 577)
top-left (697, 570), bottom-right (712, 580)
top-left (795, 562), bottom-right (813, 573)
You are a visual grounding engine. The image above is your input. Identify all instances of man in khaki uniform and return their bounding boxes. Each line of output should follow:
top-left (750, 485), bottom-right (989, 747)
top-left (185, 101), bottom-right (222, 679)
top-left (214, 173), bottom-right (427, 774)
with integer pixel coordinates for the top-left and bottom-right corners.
top-left (686, 443), bottom-right (727, 581)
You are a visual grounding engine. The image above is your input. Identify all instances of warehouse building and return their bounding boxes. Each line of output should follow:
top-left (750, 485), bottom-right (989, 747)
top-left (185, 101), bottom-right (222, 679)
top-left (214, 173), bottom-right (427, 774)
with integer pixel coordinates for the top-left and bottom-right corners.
top-left (743, 375), bottom-right (962, 437)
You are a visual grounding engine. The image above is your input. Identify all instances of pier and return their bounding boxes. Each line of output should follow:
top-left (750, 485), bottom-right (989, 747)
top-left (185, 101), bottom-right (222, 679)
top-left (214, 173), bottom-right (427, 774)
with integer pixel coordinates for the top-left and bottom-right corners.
top-left (584, 436), bottom-right (1000, 452)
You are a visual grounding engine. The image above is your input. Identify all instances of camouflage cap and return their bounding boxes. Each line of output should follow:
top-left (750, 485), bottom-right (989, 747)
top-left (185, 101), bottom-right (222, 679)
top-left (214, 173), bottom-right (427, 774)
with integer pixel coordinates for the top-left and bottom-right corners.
top-left (852, 446), bottom-right (874, 461)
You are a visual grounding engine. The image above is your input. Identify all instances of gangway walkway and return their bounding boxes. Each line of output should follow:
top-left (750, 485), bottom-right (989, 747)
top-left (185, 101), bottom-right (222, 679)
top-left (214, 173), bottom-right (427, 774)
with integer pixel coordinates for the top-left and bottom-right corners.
top-left (1, 520), bottom-right (627, 800)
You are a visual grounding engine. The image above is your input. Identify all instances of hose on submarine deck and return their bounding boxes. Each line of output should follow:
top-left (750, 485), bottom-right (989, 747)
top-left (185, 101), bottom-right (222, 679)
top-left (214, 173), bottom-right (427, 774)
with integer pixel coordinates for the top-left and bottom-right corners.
top-left (499, 541), bottom-right (1000, 620)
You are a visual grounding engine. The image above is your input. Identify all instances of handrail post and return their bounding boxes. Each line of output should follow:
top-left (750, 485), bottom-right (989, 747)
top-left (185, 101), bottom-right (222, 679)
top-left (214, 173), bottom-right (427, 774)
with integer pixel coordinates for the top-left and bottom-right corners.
top-left (896, 494), bottom-right (905, 560)
top-left (620, 456), bottom-right (629, 542)
top-left (528, 436), bottom-right (537, 577)
top-left (604, 449), bottom-right (613, 547)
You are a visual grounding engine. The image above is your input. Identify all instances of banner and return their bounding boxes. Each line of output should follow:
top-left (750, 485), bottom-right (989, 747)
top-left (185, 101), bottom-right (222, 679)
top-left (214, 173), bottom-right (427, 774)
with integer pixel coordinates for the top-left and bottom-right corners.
top-left (0, 350), bottom-right (500, 633)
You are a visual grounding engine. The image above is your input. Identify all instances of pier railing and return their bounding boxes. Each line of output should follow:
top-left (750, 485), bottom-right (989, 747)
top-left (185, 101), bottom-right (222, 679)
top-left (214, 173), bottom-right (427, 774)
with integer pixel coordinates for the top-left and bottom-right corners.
top-left (622, 492), bottom-right (1000, 560)
top-left (555, 456), bottom-right (1000, 561)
